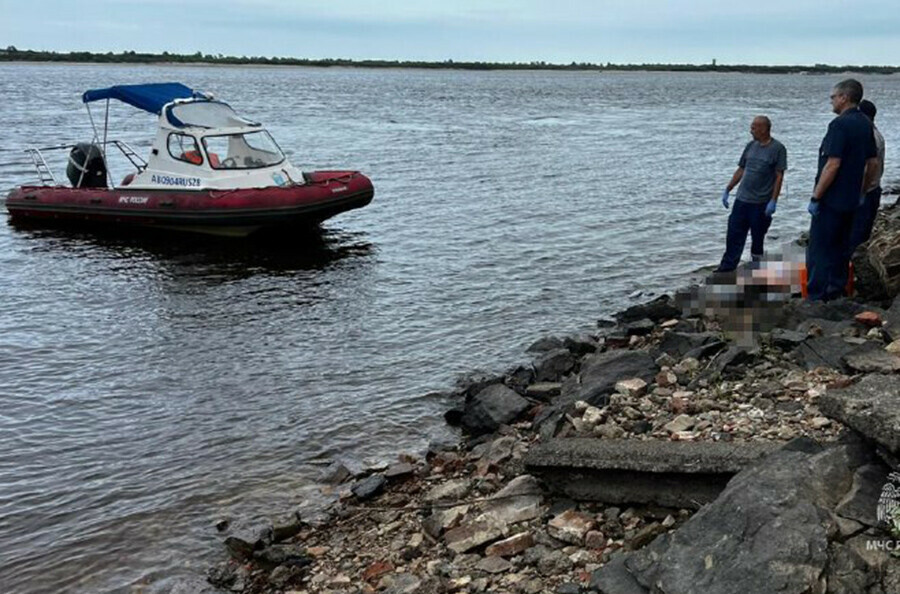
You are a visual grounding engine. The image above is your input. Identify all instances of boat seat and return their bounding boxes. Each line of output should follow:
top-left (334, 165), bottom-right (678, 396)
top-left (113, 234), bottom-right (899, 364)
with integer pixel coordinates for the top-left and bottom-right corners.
top-left (208, 152), bottom-right (220, 168)
top-left (121, 173), bottom-right (135, 186)
top-left (181, 151), bottom-right (203, 165)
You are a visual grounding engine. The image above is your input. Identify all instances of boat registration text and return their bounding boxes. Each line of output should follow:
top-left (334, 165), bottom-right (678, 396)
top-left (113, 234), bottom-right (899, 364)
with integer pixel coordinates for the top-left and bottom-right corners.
top-left (151, 175), bottom-right (202, 187)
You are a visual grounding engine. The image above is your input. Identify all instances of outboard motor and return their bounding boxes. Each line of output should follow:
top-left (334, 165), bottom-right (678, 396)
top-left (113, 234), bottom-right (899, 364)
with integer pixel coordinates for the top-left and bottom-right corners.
top-left (66, 143), bottom-right (107, 188)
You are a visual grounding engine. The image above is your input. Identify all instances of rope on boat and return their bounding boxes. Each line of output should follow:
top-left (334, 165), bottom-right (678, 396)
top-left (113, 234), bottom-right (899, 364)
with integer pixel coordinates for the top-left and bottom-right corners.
top-left (305, 172), bottom-right (357, 186)
top-left (204, 172), bottom-right (358, 199)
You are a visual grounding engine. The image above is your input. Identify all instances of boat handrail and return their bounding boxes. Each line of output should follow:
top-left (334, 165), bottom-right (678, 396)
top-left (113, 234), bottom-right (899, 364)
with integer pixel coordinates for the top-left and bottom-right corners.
top-left (24, 140), bottom-right (148, 187)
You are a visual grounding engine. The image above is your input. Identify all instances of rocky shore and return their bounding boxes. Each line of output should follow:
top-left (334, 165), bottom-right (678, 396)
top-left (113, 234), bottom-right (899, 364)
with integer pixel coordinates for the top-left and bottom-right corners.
top-left (204, 200), bottom-right (900, 594)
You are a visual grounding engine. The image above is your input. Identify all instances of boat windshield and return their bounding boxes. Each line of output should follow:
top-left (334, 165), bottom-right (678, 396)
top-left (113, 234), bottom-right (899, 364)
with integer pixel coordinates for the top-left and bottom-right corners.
top-left (202, 131), bottom-right (285, 170)
top-left (167, 101), bottom-right (256, 128)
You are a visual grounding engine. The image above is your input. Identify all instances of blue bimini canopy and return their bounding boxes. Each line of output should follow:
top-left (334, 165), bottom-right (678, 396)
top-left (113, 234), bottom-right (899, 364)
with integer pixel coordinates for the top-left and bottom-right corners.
top-left (82, 83), bottom-right (202, 115)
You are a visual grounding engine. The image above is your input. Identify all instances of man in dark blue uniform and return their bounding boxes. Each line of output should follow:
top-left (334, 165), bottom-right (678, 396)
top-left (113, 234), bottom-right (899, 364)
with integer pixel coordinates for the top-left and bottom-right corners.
top-left (806, 79), bottom-right (878, 301)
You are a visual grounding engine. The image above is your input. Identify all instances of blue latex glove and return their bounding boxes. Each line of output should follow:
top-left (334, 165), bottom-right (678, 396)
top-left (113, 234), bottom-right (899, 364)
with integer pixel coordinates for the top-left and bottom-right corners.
top-left (721, 189), bottom-right (730, 209)
top-left (808, 200), bottom-right (820, 216)
top-left (765, 199), bottom-right (777, 217)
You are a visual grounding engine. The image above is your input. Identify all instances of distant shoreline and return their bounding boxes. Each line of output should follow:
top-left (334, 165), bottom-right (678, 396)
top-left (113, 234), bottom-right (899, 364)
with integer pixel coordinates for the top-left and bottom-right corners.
top-left (1, 48), bottom-right (899, 74)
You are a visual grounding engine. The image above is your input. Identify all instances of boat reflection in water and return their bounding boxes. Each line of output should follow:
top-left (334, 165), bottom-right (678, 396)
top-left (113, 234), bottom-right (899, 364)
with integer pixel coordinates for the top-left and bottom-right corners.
top-left (7, 217), bottom-right (375, 284)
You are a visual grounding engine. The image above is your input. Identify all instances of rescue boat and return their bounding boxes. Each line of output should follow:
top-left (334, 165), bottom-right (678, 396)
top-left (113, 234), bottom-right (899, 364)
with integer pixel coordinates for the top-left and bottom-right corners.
top-left (5, 83), bottom-right (374, 237)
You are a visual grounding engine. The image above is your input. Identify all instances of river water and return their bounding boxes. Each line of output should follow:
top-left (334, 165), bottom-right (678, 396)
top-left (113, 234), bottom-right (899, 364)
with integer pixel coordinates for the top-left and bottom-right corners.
top-left (0, 64), bottom-right (898, 593)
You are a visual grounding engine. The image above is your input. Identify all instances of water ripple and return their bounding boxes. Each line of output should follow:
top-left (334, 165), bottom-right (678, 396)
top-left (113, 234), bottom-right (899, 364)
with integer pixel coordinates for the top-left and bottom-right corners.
top-left (1, 64), bottom-right (899, 593)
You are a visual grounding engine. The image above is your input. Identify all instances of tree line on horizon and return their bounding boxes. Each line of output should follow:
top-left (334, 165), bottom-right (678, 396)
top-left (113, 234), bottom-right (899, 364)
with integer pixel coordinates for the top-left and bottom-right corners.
top-left (2, 47), bottom-right (898, 74)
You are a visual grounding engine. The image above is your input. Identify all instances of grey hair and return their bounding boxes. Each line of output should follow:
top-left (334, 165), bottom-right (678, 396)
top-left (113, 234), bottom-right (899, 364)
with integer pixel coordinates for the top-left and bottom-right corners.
top-left (834, 79), bottom-right (864, 104)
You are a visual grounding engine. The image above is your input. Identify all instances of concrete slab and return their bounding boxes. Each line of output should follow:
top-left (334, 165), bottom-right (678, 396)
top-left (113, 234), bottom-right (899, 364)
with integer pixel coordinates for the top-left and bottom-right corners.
top-left (525, 438), bottom-right (781, 474)
top-left (524, 438), bottom-right (782, 507)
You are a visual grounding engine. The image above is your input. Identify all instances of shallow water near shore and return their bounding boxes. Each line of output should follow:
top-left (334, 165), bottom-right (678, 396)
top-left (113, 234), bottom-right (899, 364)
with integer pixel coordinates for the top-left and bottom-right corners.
top-left (1, 64), bottom-right (899, 593)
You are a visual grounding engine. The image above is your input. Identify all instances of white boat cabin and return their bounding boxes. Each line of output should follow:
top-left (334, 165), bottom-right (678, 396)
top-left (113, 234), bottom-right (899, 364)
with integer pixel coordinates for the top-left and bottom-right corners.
top-left (82, 83), bottom-right (307, 191)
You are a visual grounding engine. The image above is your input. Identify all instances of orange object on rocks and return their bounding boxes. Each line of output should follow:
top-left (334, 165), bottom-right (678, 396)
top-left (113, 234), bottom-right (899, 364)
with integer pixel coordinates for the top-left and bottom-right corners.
top-left (799, 262), bottom-right (854, 298)
top-left (854, 311), bottom-right (883, 327)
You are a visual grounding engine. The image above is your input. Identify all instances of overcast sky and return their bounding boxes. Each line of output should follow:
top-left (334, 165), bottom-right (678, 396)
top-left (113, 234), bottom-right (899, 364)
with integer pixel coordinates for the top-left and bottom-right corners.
top-left (2, 0), bottom-right (899, 65)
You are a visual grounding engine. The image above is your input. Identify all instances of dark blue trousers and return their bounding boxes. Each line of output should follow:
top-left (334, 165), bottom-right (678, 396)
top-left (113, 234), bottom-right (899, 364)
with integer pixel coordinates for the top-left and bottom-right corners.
top-left (806, 203), bottom-right (855, 301)
top-left (849, 187), bottom-right (882, 254)
top-left (717, 199), bottom-right (771, 272)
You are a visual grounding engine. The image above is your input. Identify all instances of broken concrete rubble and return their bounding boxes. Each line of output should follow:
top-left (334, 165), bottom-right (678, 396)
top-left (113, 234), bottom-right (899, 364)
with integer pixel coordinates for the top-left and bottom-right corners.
top-left (208, 213), bottom-right (900, 592)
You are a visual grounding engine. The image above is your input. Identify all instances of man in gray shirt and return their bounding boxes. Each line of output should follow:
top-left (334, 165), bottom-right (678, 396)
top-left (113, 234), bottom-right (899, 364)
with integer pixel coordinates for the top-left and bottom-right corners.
top-left (715, 115), bottom-right (788, 272)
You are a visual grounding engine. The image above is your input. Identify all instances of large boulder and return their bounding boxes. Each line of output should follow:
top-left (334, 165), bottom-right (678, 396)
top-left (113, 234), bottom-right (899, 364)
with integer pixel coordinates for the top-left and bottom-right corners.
top-left (527, 336), bottom-right (565, 353)
top-left (252, 544), bottom-right (311, 569)
top-left (883, 295), bottom-right (900, 341)
top-left (223, 519), bottom-right (274, 562)
top-left (563, 334), bottom-right (601, 356)
top-left (769, 327), bottom-right (807, 350)
top-left (455, 371), bottom-right (504, 398)
top-left (819, 374), bottom-right (900, 456)
top-left (589, 440), bottom-right (874, 594)
top-left (711, 345), bottom-right (754, 374)
top-left (843, 348), bottom-right (900, 373)
top-left (460, 384), bottom-right (531, 435)
top-left (834, 463), bottom-right (891, 527)
top-left (351, 474), bottom-right (386, 501)
top-left (776, 298), bottom-right (871, 330)
top-left (573, 350), bottom-right (658, 407)
top-left (795, 317), bottom-right (856, 336)
top-left (852, 204), bottom-right (900, 301)
top-left (795, 336), bottom-right (881, 372)
top-left (616, 295), bottom-right (682, 323)
top-left (533, 348), bottom-right (577, 382)
top-left (823, 535), bottom-right (895, 594)
top-left (658, 332), bottom-right (723, 359)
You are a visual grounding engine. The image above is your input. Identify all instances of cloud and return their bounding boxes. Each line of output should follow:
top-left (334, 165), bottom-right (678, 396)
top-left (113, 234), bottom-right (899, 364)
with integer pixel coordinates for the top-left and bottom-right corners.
top-left (1, 0), bottom-right (898, 64)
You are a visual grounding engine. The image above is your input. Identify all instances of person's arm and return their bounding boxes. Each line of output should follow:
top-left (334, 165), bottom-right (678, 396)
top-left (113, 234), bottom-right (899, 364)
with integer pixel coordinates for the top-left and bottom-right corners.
top-left (862, 157), bottom-right (879, 193)
top-left (772, 170), bottom-right (784, 201)
top-left (773, 144), bottom-right (787, 201)
top-left (813, 157), bottom-right (841, 200)
top-left (726, 167), bottom-right (744, 192)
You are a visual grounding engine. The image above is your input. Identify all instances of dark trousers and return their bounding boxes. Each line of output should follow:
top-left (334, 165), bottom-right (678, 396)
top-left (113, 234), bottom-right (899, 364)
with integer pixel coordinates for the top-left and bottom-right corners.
top-left (806, 203), bottom-right (855, 301)
top-left (849, 186), bottom-right (882, 254)
top-left (717, 199), bottom-right (771, 272)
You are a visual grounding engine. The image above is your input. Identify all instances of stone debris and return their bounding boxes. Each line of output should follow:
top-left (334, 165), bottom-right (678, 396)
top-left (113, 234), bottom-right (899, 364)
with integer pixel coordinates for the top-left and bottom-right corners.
top-left (207, 231), bottom-right (900, 593)
top-left (547, 510), bottom-right (595, 545)
top-left (350, 474), bottom-right (386, 501)
top-left (485, 532), bottom-right (535, 558)
top-left (615, 378), bottom-right (648, 398)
